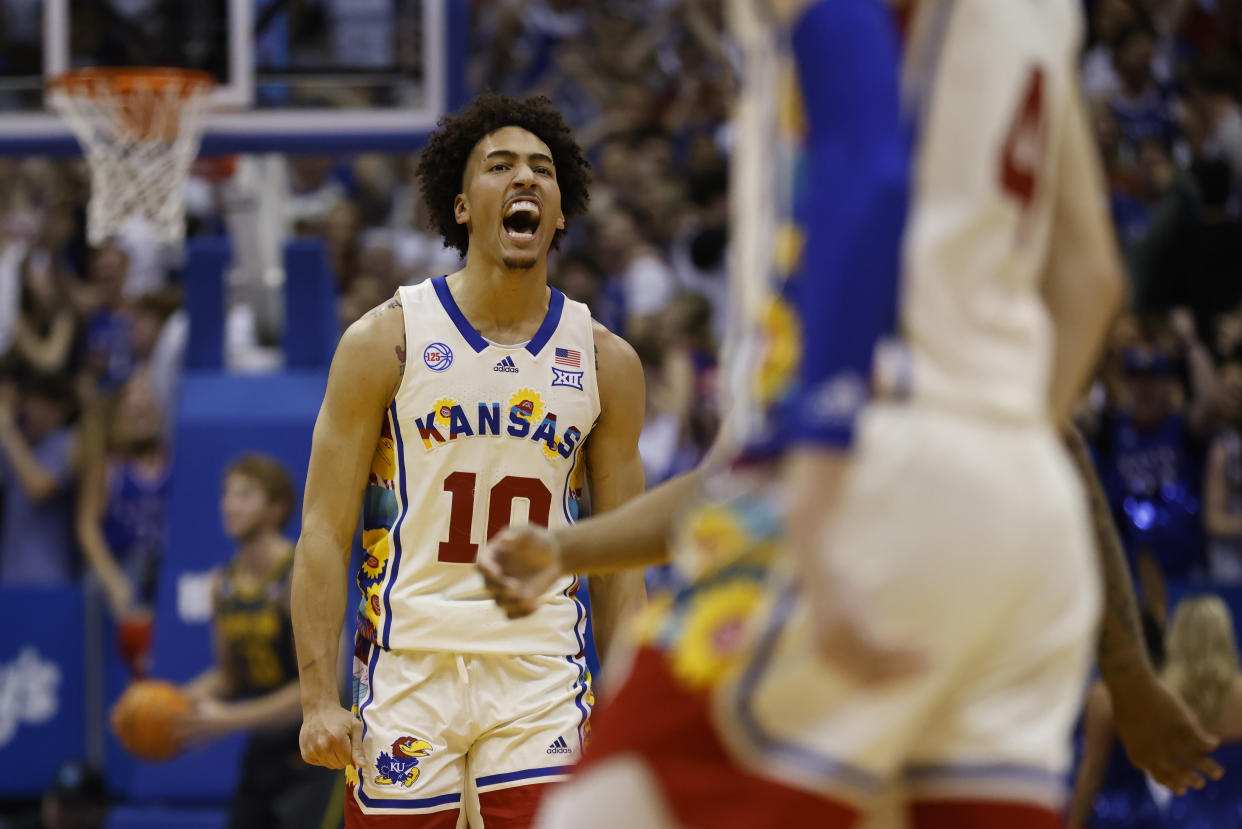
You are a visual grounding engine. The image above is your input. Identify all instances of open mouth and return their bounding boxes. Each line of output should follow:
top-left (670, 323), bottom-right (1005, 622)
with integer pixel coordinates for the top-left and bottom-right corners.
top-left (503, 199), bottom-right (541, 243)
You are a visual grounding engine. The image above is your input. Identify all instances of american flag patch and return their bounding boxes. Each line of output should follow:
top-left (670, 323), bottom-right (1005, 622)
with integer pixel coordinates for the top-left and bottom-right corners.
top-left (554, 348), bottom-right (581, 368)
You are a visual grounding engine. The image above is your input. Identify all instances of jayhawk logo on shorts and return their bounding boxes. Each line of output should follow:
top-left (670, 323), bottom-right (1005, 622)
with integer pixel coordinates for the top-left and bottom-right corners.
top-left (374, 735), bottom-right (433, 787)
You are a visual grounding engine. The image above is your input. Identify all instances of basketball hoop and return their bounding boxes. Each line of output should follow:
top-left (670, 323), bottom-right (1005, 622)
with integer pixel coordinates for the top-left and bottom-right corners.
top-left (48, 68), bottom-right (215, 246)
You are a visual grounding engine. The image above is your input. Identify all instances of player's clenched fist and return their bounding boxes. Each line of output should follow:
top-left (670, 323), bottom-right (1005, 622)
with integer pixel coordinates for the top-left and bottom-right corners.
top-left (300, 704), bottom-right (365, 769)
top-left (478, 525), bottom-right (563, 619)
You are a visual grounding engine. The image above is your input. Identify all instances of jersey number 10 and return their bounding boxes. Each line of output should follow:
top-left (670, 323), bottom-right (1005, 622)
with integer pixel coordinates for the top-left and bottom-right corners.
top-left (438, 472), bottom-right (552, 563)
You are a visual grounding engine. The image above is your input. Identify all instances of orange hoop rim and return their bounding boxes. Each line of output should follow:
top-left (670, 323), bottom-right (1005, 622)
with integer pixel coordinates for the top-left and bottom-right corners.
top-left (48, 67), bottom-right (215, 98)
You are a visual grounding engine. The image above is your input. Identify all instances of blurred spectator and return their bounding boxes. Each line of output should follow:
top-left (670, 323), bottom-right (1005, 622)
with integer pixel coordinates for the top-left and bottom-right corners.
top-left (338, 272), bottom-right (389, 332)
top-left (129, 288), bottom-right (187, 424)
top-left (0, 239), bottom-right (24, 357)
top-left (1108, 23), bottom-right (1177, 158)
top-left (670, 154), bottom-right (730, 344)
top-left (319, 200), bottom-right (362, 289)
top-left (75, 376), bottom-right (170, 623)
top-left (1205, 354), bottom-right (1242, 584)
top-left (666, 291), bottom-right (721, 457)
top-left (594, 206), bottom-right (678, 339)
top-left (0, 373), bottom-right (78, 586)
top-left (549, 250), bottom-right (607, 319)
top-left (1083, 0), bottom-right (1140, 102)
top-left (348, 155), bottom-right (398, 229)
top-left (114, 217), bottom-right (176, 301)
top-left (1121, 136), bottom-right (1199, 310)
top-left (1218, 307), bottom-right (1242, 360)
top-left (1186, 52), bottom-right (1242, 177)
top-left (8, 245), bottom-right (81, 378)
top-left (1160, 159), bottom-right (1242, 334)
top-left (355, 236), bottom-right (400, 292)
top-left (1088, 312), bottom-right (1222, 607)
top-left (383, 157), bottom-right (466, 282)
top-left (632, 324), bottom-right (695, 486)
top-left (82, 244), bottom-right (134, 394)
top-left (282, 155), bottom-right (347, 236)
top-left (1162, 595), bottom-right (1242, 825)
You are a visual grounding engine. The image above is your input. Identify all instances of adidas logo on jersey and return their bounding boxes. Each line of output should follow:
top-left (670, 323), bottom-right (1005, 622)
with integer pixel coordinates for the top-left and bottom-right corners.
top-left (493, 356), bottom-right (519, 373)
top-left (546, 736), bottom-right (572, 755)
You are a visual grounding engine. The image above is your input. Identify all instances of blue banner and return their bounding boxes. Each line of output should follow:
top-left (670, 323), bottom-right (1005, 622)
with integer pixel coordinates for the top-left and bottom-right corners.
top-left (0, 586), bottom-right (85, 797)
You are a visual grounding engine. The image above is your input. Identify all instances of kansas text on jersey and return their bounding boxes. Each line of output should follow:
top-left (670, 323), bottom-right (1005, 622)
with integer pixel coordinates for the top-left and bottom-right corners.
top-left (356, 276), bottom-right (600, 656)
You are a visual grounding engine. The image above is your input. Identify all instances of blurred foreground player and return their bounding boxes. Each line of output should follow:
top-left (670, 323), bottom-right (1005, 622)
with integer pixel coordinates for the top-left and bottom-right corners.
top-left (176, 455), bottom-right (340, 829)
top-left (291, 93), bottom-right (646, 827)
top-left (481, 0), bottom-right (1140, 826)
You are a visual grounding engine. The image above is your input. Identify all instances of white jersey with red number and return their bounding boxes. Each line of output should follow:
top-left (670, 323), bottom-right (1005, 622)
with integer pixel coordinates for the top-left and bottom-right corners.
top-left (887, 0), bottom-right (1084, 423)
top-left (356, 276), bottom-right (599, 656)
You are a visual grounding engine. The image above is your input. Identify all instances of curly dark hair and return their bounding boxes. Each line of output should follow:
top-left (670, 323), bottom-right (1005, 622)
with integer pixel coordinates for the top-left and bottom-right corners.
top-left (417, 92), bottom-right (592, 257)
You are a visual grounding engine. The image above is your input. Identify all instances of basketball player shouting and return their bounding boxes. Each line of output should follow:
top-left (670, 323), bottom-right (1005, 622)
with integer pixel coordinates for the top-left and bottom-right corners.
top-left (481, 1), bottom-right (1215, 827)
top-left (291, 93), bottom-right (646, 828)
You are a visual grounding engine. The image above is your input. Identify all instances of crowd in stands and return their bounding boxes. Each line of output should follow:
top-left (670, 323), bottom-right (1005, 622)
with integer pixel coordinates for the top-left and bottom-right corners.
top-left (1071, 0), bottom-right (1242, 619)
top-left (0, 0), bottom-right (735, 648)
top-left (0, 0), bottom-right (1238, 637)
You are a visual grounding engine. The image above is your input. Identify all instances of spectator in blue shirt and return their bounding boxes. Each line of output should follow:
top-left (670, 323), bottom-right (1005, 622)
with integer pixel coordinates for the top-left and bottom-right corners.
top-left (76, 375), bottom-right (171, 621)
top-left (83, 244), bottom-right (134, 394)
top-left (1091, 314), bottom-right (1222, 615)
top-left (0, 373), bottom-right (78, 585)
top-left (1109, 23), bottom-right (1176, 161)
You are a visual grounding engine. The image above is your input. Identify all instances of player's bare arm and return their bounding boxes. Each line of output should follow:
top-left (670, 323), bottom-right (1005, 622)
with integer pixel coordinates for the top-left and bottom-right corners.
top-left (480, 466), bottom-right (705, 620)
top-left (179, 579), bottom-right (306, 744)
top-left (1041, 85), bottom-right (1125, 426)
top-left (1064, 426), bottom-right (1222, 794)
top-left (291, 295), bottom-right (404, 770)
top-left (580, 323), bottom-right (647, 667)
top-left (76, 449), bottom-right (135, 618)
top-left (175, 682), bottom-right (303, 746)
top-left (1047, 90), bottom-right (1216, 794)
top-left (480, 334), bottom-right (753, 621)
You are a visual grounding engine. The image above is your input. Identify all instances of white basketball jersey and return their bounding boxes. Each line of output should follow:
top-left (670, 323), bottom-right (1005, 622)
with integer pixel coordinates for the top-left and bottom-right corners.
top-left (890, 0), bottom-right (1084, 421)
top-left (356, 276), bottom-right (600, 656)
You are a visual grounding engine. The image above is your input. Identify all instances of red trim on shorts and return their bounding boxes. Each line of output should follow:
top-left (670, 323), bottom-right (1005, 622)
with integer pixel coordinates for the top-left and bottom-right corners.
top-left (344, 783), bottom-right (459, 829)
top-left (910, 800), bottom-right (1061, 829)
top-left (478, 782), bottom-right (550, 827)
top-left (581, 646), bottom-right (860, 829)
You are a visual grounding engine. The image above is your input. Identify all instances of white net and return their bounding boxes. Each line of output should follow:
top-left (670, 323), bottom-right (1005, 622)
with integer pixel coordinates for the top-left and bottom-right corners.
top-left (49, 70), bottom-right (213, 246)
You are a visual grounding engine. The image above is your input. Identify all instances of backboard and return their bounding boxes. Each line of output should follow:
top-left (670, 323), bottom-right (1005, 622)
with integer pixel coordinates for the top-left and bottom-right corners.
top-left (0, 0), bottom-right (466, 156)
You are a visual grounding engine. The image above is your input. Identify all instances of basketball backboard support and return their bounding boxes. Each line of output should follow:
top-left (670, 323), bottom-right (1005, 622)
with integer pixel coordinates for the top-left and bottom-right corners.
top-left (0, 0), bottom-right (466, 156)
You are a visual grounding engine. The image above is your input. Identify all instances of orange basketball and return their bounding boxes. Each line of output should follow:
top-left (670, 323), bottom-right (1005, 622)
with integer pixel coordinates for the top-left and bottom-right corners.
top-left (111, 679), bottom-right (191, 761)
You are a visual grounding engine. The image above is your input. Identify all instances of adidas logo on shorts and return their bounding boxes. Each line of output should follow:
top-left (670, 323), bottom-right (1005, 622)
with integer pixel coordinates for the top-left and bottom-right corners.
top-left (493, 356), bottom-right (519, 373)
top-left (546, 736), bottom-right (572, 755)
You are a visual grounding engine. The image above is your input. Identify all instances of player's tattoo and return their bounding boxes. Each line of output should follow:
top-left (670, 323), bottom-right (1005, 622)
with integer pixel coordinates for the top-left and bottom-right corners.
top-left (364, 294), bottom-right (403, 321)
top-left (1065, 426), bottom-right (1150, 681)
top-left (396, 343), bottom-right (406, 378)
top-left (594, 343), bottom-right (599, 370)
